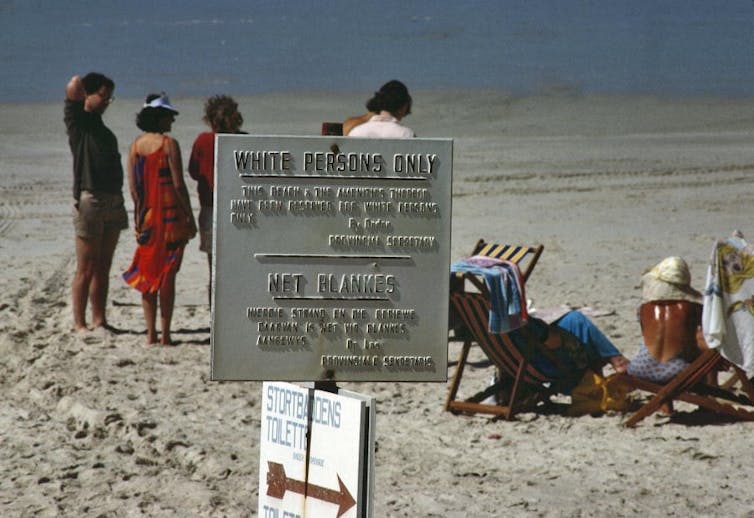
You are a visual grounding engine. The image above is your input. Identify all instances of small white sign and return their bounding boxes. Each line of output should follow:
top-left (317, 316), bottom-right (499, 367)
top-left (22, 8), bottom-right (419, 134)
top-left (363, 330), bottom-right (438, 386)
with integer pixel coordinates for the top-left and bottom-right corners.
top-left (259, 382), bottom-right (375, 518)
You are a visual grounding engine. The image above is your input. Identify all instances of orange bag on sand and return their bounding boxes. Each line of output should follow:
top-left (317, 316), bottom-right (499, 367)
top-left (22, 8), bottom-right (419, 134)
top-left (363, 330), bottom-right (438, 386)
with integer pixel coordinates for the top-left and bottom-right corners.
top-left (567, 370), bottom-right (630, 417)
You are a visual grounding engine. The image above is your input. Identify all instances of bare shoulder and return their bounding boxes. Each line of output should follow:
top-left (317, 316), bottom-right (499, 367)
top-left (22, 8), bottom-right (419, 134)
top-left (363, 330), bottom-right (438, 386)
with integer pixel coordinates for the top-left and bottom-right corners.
top-left (343, 112), bottom-right (374, 136)
top-left (164, 136), bottom-right (182, 156)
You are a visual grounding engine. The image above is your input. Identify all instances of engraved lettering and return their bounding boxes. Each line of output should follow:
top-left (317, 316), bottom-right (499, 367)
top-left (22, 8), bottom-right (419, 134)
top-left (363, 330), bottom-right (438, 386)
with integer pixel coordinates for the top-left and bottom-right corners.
top-left (386, 235), bottom-right (437, 248)
top-left (328, 234), bottom-right (382, 248)
top-left (234, 150), bottom-right (292, 172)
top-left (288, 200), bottom-right (335, 213)
top-left (258, 321), bottom-right (299, 332)
top-left (258, 200), bottom-right (285, 212)
top-left (303, 152), bottom-right (384, 174)
top-left (317, 273), bottom-right (396, 294)
top-left (247, 307), bottom-right (284, 318)
top-left (375, 308), bottom-right (416, 320)
top-left (397, 201), bottom-right (439, 214)
top-left (270, 186), bottom-right (303, 198)
top-left (388, 187), bottom-right (429, 200)
top-left (364, 201), bottom-right (393, 214)
top-left (290, 307), bottom-right (328, 319)
top-left (268, 273), bottom-right (304, 293)
top-left (242, 185), bottom-right (264, 197)
top-left (338, 201), bottom-right (359, 214)
top-left (320, 355), bottom-right (381, 368)
top-left (382, 355), bottom-right (434, 368)
top-left (364, 218), bottom-right (392, 232)
top-left (392, 153), bottom-right (437, 175)
top-left (337, 187), bottom-right (386, 199)
top-left (367, 322), bottom-right (407, 334)
top-left (230, 212), bottom-right (256, 225)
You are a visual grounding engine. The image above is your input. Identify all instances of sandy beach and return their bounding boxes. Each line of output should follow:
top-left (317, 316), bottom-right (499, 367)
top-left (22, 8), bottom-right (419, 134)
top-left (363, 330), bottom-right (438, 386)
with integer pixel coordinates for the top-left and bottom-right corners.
top-left (2, 89), bottom-right (754, 516)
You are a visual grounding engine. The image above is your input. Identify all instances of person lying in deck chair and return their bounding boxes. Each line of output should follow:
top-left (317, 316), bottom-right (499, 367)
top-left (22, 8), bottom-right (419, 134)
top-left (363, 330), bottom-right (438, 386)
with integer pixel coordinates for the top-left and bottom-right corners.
top-left (452, 253), bottom-right (629, 393)
top-left (523, 310), bottom-right (629, 392)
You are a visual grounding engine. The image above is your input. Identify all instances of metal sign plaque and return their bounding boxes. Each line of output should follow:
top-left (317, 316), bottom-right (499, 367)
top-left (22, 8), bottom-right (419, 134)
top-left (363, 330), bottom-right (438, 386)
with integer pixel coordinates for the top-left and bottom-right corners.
top-left (210, 135), bottom-right (452, 381)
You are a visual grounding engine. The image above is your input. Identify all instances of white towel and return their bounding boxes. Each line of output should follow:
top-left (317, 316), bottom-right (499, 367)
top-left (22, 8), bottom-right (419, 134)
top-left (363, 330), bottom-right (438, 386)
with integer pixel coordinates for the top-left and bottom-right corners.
top-left (702, 234), bottom-right (754, 377)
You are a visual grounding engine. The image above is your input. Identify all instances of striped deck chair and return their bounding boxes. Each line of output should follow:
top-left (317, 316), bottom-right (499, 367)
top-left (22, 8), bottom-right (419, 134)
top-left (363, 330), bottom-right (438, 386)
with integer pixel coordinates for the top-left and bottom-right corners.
top-left (469, 239), bottom-right (544, 283)
top-left (446, 291), bottom-right (556, 420)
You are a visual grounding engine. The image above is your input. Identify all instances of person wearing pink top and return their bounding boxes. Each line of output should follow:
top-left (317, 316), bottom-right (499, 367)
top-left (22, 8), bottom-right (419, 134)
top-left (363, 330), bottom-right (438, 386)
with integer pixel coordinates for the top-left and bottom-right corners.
top-left (345, 80), bottom-right (414, 138)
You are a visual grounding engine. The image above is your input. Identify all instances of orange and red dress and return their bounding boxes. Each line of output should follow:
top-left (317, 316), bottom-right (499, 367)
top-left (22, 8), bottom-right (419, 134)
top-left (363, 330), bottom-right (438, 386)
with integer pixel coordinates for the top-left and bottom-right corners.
top-left (123, 137), bottom-right (188, 294)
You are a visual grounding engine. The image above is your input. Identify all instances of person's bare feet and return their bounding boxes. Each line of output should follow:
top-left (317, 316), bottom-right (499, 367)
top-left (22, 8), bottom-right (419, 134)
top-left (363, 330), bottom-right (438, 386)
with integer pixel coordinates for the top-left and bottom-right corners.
top-left (73, 325), bottom-right (90, 333)
top-left (609, 355), bottom-right (629, 374)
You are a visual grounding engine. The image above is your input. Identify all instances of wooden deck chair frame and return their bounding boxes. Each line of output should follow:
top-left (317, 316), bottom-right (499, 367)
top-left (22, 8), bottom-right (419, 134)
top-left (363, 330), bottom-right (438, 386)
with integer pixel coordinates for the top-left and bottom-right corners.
top-left (451, 239), bottom-right (544, 293)
top-left (618, 300), bottom-right (754, 427)
top-left (619, 349), bottom-right (754, 427)
top-left (446, 290), bottom-right (555, 420)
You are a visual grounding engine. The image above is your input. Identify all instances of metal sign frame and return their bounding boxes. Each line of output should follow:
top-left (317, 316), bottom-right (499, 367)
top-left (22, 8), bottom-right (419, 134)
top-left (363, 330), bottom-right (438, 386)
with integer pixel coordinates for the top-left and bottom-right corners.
top-left (210, 135), bottom-right (452, 382)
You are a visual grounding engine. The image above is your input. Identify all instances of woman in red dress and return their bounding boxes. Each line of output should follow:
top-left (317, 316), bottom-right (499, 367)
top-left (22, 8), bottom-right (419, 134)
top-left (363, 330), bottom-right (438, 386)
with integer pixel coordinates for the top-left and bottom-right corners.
top-left (123, 93), bottom-right (197, 345)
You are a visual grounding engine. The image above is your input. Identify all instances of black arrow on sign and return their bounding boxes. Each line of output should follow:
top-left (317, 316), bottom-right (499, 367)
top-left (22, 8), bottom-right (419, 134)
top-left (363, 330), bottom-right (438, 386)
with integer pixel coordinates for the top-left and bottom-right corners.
top-left (266, 461), bottom-right (356, 517)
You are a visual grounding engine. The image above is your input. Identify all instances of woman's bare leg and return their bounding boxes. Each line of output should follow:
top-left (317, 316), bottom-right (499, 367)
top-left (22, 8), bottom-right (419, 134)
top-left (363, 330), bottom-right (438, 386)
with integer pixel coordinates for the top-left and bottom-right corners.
top-left (142, 292), bottom-right (158, 344)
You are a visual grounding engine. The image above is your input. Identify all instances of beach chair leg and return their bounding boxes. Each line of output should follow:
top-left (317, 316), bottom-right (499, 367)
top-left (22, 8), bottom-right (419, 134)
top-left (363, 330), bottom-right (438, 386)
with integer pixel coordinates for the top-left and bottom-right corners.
top-left (445, 340), bottom-right (471, 412)
top-left (503, 360), bottom-right (527, 421)
top-left (733, 365), bottom-right (754, 403)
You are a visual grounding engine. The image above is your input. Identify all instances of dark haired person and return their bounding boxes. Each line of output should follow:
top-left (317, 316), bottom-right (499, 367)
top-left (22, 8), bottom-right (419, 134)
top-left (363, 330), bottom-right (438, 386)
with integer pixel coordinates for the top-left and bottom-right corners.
top-left (188, 95), bottom-right (245, 304)
top-left (346, 80), bottom-right (415, 138)
top-left (122, 93), bottom-right (197, 345)
top-left (64, 73), bottom-right (128, 333)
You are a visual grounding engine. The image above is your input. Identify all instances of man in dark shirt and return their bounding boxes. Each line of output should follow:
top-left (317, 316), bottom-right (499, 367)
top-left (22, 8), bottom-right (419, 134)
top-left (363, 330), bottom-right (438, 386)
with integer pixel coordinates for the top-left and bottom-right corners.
top-left (64, 73), bottom-right (128, 332)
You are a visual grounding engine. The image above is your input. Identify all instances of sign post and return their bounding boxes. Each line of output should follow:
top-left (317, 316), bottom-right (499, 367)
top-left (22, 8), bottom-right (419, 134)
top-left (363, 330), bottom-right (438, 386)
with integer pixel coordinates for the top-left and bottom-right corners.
top-left (211, 134), bottom-right (452, 516)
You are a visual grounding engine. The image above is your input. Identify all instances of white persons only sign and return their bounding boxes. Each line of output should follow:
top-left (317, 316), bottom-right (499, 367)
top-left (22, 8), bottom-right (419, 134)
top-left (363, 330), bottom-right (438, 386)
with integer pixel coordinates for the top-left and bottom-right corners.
top-left (210, 135), bottom-right (452, 381)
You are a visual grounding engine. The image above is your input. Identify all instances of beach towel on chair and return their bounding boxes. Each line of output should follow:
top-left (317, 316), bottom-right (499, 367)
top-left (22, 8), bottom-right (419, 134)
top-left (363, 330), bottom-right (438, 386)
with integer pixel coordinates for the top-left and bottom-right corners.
top-left (703, 232), bottom-right (754, 377)
top-left (451, 255), bottom-right (528, 333)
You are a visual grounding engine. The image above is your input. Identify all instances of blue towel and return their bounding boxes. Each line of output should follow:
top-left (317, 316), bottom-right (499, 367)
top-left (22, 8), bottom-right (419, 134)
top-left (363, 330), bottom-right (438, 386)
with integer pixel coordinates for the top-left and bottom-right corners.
top-left (451, 256), bottom-right (526, 333)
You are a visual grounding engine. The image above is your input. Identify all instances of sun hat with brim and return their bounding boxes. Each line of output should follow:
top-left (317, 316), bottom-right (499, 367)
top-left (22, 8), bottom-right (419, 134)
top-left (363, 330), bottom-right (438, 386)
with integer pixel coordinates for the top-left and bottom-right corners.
top-left (641, 256), bottom-right (702, 304)
top-left (143, 93), bottom-right (179, 114)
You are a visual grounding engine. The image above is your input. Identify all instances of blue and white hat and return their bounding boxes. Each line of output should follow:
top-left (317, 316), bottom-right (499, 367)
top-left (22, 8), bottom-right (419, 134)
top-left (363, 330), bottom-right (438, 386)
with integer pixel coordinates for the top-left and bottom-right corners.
top-left (143, 93), bottom-right (178, 114)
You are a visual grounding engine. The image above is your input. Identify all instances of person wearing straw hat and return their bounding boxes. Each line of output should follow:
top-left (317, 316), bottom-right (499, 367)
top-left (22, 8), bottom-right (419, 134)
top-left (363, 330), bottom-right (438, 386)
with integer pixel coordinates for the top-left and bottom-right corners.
top-left (626, 256), bottom-right (709, 383)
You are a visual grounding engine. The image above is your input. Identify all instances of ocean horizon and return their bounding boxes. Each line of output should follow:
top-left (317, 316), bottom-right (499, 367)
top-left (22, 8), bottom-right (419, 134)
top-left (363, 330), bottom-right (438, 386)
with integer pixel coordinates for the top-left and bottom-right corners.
top-left (3, 0), bottom-right (754, 104)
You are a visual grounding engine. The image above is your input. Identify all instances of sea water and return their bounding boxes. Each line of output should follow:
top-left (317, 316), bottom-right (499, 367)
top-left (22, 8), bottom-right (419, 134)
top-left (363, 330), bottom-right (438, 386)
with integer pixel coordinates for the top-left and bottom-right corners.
top-left (2, 0), bottom-right (754, 103)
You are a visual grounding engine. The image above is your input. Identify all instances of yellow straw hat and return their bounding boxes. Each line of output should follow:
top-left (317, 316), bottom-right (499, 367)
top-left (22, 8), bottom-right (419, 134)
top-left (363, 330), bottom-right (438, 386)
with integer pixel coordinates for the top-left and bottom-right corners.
top-left (641, 256), bottom-right (702, 304)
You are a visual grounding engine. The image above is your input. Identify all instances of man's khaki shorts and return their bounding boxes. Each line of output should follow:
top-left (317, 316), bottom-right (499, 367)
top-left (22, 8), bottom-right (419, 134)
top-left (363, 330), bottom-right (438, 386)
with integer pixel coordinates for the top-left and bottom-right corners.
top-left (73, 190), bottom-right (128, 239)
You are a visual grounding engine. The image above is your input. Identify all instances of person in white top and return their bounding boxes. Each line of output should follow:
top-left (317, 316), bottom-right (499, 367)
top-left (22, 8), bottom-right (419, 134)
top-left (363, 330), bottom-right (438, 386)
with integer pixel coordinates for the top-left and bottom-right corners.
top-left (345, 80), bottom-right (414, 138)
